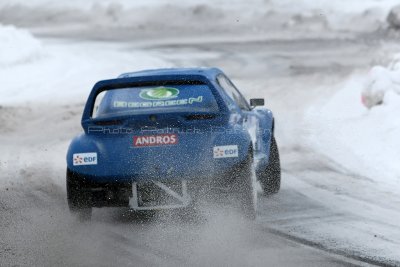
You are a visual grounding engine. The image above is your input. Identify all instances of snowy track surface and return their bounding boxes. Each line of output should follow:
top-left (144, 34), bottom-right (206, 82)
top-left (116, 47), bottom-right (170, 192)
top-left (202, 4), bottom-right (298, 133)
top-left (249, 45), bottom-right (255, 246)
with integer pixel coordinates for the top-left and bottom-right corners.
top-left (1, 32), bottom-right (400, 266)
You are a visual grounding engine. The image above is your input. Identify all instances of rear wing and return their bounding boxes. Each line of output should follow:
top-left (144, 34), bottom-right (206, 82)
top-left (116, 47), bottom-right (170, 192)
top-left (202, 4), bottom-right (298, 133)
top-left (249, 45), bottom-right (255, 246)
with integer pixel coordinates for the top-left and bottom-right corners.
top-left (81, 74), bottom-right (229, 128)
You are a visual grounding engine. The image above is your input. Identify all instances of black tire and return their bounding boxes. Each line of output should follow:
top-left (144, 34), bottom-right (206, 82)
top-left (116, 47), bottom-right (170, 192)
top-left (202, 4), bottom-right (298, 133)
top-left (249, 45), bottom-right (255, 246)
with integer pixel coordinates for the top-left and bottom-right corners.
top-left (260, 136), bottom-right (281, 195)
top-left (66, 169), bottom-right (92, 221)
top-left (234, 152), bottom-right (257, 220)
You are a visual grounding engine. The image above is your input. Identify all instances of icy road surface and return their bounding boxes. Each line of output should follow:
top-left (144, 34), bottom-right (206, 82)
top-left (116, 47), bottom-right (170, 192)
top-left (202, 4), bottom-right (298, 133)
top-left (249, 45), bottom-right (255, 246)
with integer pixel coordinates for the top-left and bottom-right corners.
top-left (1, 35), bottom-right (400, 266)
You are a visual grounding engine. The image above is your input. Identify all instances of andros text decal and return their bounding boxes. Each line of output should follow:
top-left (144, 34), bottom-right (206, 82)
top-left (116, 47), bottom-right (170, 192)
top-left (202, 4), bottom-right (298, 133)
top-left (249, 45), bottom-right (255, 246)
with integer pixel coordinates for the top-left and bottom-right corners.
top-left (73, 153), bottom-right (98, 166)
top-left (133, 134), bottom-right (178, 147)
top-left (213, 145), bottom-right (238, 158)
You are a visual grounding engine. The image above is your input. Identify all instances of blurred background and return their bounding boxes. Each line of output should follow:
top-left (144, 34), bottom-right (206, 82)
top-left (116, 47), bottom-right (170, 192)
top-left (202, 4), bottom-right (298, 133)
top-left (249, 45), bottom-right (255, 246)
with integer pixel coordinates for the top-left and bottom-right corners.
top-left (1, 1), bottom-right (400, 266)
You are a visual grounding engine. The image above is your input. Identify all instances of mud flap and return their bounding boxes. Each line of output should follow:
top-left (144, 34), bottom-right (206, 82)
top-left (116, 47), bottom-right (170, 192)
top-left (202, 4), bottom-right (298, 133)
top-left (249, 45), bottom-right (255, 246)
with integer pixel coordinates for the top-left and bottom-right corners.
top-left (129, 180), bottom-right (191, 210)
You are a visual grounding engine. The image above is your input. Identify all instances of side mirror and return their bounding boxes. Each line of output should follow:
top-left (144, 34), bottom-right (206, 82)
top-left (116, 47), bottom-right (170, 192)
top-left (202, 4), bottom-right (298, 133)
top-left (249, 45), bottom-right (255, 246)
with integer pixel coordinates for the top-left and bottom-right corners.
top-left (250, 98), bottom-right (264, 107)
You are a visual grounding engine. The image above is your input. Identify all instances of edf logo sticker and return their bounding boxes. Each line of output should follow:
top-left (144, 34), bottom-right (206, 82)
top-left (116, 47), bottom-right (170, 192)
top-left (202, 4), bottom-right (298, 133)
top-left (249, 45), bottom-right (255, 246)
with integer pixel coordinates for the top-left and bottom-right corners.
top-left (73, 153), bottom-right (98, 166)
top-left (213, 145), bottom-right (239, 159)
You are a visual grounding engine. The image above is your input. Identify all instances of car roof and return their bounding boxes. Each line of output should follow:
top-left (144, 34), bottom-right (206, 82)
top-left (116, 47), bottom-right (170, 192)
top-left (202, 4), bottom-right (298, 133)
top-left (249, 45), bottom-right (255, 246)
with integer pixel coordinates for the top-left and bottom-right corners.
top-left (118, 67), bottom-right (223, 80)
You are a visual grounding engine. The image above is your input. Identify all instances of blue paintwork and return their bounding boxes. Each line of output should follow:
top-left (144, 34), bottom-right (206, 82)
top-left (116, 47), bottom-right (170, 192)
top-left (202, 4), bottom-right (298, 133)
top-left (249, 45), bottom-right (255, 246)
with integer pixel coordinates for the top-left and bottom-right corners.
top-left (66, 68), bottom-right (274, 183)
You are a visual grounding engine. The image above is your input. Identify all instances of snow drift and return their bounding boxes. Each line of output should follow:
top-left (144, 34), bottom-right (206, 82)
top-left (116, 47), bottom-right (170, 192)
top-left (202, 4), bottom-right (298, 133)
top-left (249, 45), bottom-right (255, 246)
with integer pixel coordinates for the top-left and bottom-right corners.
top-left (306, 56), bottom-right (400, 188)
top-left (362, 57), bottom-right (400, 108)
top-left (0, 24), bottom-right (42, 67)
top-left (0, 25), bottom-right (170, 105)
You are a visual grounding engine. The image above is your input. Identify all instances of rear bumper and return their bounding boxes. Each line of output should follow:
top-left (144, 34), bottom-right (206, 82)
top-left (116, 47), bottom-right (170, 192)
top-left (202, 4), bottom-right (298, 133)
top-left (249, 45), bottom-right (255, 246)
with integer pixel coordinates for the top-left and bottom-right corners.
top-left (68, 155), bottom-right (244, 184)
top-left (67, 156), bottom-right (246, 208)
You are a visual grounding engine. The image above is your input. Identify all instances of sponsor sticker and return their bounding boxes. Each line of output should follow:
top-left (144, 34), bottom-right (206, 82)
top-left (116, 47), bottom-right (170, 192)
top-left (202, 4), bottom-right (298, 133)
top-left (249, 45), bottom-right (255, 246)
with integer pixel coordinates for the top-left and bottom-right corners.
top-left (139, 87), bottom-right (179, 100)
top-left (73, 153), bottom-right (97, 166)
top-left (113, 96), bottom-right (203, 109)
top-left (133, 134), bottom-right (178, 147)
top-left (213, 145), bottom-right (238, 158)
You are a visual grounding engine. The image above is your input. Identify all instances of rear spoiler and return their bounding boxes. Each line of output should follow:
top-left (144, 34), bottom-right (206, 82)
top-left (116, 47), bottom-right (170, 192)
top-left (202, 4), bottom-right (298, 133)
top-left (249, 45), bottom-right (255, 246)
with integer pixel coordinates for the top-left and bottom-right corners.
top-left (81, 75), bottom-right (229, 128)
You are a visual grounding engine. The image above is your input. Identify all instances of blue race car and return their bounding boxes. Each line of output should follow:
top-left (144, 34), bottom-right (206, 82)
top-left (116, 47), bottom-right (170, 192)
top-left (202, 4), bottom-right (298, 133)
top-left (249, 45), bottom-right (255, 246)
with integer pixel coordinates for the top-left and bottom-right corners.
top-left (66, 68), bottom-right (280, 220)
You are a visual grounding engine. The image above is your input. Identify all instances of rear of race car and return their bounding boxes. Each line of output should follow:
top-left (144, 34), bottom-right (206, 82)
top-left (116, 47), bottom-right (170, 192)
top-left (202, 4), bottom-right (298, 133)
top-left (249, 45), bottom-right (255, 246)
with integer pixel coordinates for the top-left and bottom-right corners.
top-left (66, 73), bottom-right (253, 218)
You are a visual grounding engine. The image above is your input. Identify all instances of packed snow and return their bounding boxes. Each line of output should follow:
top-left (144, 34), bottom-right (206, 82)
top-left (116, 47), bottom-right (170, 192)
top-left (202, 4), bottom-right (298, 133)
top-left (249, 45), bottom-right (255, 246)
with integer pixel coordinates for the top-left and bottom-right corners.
top-left (306, 56), bottom-right (400, 189)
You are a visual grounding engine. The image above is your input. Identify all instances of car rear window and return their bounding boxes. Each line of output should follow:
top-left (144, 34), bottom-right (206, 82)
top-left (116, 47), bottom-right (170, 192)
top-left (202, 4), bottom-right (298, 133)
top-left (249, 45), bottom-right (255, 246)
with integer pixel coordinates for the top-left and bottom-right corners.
top-left (92, 84), bottom-right (219, 118)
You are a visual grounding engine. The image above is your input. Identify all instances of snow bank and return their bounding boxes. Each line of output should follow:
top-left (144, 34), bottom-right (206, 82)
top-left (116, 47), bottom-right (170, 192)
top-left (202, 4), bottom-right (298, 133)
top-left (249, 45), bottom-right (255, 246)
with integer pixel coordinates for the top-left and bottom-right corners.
top-left (0, 0), bottom-right (398, 35)
top-left (0, 42), bottom-right (170, 105)
top-left (0, 1), bottom-right (260, 30)
top-left (0, 26), bottom-right (170, 105)
top-left (362, 58), bottom-right (400, 108)
top-left (0, 24), bottom-right (42, 67)
top-left (268, 0), bottom-right (399, 32)
top-left (306, 57), bottom-right (400, 188)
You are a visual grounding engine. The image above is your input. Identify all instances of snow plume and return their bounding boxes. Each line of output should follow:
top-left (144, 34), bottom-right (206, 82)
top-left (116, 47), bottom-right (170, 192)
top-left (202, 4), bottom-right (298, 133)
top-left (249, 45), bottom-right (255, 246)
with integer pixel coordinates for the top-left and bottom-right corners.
top-left (0, 24), bottom-right (42, 67)
top-left (306, 55), bottom-right (400, 189)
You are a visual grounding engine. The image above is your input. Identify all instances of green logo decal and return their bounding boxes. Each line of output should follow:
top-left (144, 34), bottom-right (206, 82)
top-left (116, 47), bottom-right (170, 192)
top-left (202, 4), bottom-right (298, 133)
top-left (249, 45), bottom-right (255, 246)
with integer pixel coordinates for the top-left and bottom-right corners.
top-left (139, 87), bottom-right (179, 100)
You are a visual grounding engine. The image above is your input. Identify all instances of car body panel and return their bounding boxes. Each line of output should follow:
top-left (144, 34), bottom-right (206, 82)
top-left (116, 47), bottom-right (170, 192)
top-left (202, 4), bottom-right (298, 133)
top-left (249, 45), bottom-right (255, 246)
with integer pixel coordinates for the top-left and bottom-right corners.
top-left (67, 68), bottom-right (274, 185)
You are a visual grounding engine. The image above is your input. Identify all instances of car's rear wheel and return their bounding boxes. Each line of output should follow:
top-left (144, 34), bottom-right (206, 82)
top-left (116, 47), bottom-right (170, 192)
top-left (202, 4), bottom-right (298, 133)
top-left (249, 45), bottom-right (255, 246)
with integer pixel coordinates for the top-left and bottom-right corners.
top-left (234, 151), bottom-right (257, 220)
top-left (259, 136), bottom-right (281, 195)
top-left (66, 169), bottom-right (92, 221)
